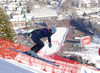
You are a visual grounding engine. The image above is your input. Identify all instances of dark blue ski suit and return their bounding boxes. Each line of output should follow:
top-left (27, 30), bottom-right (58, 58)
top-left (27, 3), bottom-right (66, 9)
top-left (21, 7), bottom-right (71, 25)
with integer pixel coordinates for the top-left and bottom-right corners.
top-left (30, 28), bottom-right (52, 53)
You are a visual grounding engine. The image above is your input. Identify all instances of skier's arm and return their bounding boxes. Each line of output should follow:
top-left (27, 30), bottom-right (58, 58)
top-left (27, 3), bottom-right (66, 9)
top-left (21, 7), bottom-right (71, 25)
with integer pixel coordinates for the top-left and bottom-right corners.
top-left (31, 30), bottom-right (34, 34)
top-left (26, 30), bottom-right (34, 36)
top-left (48, 33), bottom-right (52, 44)
top-left (48, 33), bottom-right (52, 48)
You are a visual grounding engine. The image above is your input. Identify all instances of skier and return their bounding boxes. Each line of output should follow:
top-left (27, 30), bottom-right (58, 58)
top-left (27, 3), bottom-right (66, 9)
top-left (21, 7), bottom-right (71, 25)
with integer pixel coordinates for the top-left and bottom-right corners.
top-left (26, 27), bottom-right (56, 58)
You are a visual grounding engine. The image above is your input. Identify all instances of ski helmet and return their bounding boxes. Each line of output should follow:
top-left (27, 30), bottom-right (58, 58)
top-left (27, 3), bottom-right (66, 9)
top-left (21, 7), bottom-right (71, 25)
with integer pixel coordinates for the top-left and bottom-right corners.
top-left (51, 27), bottom-right (56, 34)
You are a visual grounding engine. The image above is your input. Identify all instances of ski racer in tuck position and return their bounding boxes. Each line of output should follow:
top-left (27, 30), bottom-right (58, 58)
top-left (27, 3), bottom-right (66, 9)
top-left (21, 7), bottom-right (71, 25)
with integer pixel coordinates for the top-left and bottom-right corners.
top-left (25, 27), bottom-right (56, 58)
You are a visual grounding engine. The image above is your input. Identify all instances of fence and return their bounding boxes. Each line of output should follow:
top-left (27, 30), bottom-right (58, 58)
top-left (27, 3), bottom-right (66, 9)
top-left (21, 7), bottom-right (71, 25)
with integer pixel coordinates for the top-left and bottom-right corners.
top-left (0, 38), bottom-right (99, 73)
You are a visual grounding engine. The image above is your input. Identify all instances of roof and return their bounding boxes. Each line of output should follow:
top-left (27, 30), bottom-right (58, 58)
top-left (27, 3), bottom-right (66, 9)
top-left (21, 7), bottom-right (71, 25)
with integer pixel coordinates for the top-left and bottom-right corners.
top-left (10, 10), bottom-right (58, 22)
top-left (10, 14), bottom-right (25, 22)
top-left (32, 10), bottom-right (58, 18)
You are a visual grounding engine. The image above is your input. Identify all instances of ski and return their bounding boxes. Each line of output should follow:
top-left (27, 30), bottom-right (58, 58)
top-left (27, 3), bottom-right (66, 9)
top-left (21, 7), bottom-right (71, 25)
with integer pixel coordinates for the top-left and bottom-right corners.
top-left (8, 48), bottom-right (59, 67)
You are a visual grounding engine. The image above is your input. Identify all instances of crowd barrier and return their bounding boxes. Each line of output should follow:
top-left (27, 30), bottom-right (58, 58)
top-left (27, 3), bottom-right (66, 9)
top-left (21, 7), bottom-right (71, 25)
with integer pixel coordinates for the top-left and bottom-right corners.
top-left (0, 38), bottom-right (100, 73)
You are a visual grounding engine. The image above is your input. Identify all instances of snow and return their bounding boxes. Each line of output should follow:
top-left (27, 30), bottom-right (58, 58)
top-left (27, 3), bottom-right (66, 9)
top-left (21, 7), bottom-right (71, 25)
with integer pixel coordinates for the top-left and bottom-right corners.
top-left (81, 66), bottom-right (100, 73)
top-left (14, 26), bottom-right (69, 56)
top-left (10, 14), bottom-right (25, 21)
top-left (13, 25), bottom-right (33, 34)
top-left (0, 58), bottom-right (47, 73)
top-left (93, 35), bottom-right (100, 44)
top-left (63, 40), bottom-right (100, 69)
top-left (1, 25), bottom-right (100, 73)
top-left (84, 42), bottom-right (100, 68)
top-left (39, 27), bottom-right (68, 55)
top-left (32, 11), bottom-right (58, 18)
top-left (13, 25), bottom-right (100, 70)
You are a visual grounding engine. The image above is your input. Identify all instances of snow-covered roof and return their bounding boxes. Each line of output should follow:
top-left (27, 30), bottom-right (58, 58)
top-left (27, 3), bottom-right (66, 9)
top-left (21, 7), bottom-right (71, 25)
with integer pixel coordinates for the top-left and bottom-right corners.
top-left (10, 12), bottom-right (34, 22)
top-left (34, 5), bottom-right (40, 9)
top-left (10, 14), bottom-right (25, 22)
top-left (25, 13), bottom-right (34, 20)
top-left (50, 1), bottom-right (59, 5)
top-left (76, 10), bottom-right (83, 15)
top-left (97, 22), bottom-right (100, 25)
top-left (6, 11), bottom-right (11, 15)
top-left (33, 11), bottom-right (58, 18)
top-left (76, 7), bottom-right (100, 15)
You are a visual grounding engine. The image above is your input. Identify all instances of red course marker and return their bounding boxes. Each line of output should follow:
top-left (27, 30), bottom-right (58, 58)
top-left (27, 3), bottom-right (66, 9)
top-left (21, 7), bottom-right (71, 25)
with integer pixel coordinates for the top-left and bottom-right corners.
top-left (99, 48), bottom-right (100, 56)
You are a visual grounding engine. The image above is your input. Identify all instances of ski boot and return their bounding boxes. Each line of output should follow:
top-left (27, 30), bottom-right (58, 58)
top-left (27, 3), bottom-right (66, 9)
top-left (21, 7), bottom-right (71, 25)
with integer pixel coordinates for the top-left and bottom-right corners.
top-left (27, 50), bottom-right (38, 58)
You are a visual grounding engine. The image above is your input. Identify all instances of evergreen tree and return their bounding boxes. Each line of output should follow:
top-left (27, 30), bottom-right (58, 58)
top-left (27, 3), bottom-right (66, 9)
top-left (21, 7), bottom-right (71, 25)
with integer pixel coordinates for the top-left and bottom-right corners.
top-left (0, 7), bottom-right (16, 42)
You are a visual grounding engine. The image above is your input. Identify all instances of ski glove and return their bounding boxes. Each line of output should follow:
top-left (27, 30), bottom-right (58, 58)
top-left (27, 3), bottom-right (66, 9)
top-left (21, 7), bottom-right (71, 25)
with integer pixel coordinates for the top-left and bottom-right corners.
top-left (23, 33), bottom-right (31, 37)
top-left (27, 33), bottom-right (31, 36)
top-left (48, 43), bottom-right (52, 48)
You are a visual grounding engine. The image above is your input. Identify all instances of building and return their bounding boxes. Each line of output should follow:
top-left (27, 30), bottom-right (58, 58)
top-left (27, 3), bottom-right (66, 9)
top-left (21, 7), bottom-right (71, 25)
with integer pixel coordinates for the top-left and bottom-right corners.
top-left (32, 10), bottom-right (58, 22)
top-left (79, 0), bottom-right (98, 8)
top-left (10, 14), bottom-right (26, 26)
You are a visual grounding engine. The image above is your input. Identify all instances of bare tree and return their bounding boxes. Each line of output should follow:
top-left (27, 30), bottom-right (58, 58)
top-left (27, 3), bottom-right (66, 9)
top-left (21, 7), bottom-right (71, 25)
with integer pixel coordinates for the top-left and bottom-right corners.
top-left (39, 0), bottom-right (47, 7)
top-left (6, 0), bottom-right (9, 4)
top-left (27, 1), bottom-right (34, 13)
top-left (60, 0), bottom-right (73, 14)
top-left (98, 0), bottom-right (100, 7)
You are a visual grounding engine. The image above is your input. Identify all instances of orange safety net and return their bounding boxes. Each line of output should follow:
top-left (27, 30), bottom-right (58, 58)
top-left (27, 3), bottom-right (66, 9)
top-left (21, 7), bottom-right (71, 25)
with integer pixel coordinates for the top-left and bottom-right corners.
top-left (0, 38), bottom-right (82, 73)
top-left (1, 38), bottom-right (100, 73)
top-left (0, 38), bottom-right (30, 59)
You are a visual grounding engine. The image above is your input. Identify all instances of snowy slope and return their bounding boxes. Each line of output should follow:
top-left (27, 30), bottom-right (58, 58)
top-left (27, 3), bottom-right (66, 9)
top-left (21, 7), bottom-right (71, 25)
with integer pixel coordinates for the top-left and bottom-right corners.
top-left (39, 27), bottom-right (68, 55)
top-left (13, 25), bottom-right (100, 70)
top-left (0, 58), bottom-right (47, 73)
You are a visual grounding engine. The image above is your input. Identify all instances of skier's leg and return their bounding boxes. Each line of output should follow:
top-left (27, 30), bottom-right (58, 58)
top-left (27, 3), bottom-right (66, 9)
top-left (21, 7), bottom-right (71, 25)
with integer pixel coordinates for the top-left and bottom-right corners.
top-left (27, 50), bottom-right (38, 58)
top-left (34, 40), bottom-right (44, 53)
top-left (29, 31), bottom-right (39, 51)
top-left (27, 32), bottom-right (40, 57)
top-left (31, 44), bottom-right (37, 51)
top-left (28, 40), bottom-right (44, 57)
top-left (27, 42), bottom-right (38, 57)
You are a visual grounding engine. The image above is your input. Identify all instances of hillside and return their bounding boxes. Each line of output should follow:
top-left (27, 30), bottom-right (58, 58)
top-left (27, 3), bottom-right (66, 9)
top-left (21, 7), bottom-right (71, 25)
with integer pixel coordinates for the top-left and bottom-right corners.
top-left (16, 19), bottom-right (93, 57)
